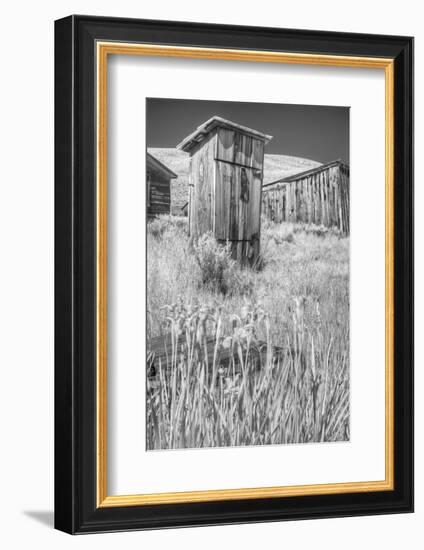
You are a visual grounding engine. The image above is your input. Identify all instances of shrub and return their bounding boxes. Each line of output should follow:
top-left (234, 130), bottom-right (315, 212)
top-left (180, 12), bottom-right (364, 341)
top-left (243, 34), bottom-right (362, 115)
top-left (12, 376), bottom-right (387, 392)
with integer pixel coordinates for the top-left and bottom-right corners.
top-left (262, 220), bottom-right (295, 245)
top-left (292, 223), bottom-right (343, 238)
top-left (193, 233), bottom-right (236, 295)
top-left (147, 215), bottom-right (188, 239)
top-left (260, 217), bottom-right (343, 241)
top-left (274, 231), bottom-right (294, 244)
top-left (168, 215), bottom-right (188, 232)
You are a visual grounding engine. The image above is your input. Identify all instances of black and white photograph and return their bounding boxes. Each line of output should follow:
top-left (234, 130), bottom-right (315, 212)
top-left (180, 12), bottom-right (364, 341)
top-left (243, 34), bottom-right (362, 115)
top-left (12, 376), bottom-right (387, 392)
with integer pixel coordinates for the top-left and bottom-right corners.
top-left (0, 2), bottom-right (416, 542)
top-left (146, 98), bottom-right (350, 451)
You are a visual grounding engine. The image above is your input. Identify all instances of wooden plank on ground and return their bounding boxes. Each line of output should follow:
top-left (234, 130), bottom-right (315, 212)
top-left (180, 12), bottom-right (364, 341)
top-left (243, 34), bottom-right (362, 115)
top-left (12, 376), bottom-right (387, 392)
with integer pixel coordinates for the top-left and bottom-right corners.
top-left (147, 334), bottom-right (285, 380)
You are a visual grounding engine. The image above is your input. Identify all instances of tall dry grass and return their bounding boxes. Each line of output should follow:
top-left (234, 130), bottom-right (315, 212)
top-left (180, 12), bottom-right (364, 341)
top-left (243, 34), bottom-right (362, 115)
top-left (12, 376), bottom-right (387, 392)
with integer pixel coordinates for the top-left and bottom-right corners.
top-left (146, 215), bottom-right (349, 450)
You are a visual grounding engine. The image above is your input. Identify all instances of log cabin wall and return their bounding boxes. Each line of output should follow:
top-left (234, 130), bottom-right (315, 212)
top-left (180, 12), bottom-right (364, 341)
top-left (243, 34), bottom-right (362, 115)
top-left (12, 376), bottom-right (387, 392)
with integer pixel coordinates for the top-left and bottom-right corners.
top-left (147, 172), bottom-right (171, 218)
top-left (146, 152), bottom-right (177, 219)
top-left (177, 116), bottom-right (273, 267)
top-left (262, 161), bottom-right (350, 235)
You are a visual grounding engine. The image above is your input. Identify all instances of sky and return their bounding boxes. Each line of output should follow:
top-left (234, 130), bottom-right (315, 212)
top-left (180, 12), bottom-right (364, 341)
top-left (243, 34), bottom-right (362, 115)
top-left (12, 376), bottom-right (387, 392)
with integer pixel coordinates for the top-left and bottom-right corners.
top-left (146, 97), bottom-right (349, 164)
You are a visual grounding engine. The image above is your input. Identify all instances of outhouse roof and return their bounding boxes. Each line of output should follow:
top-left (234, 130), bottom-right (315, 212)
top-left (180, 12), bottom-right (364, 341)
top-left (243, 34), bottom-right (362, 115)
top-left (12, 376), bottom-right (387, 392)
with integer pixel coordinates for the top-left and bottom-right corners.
top-left (176, 116), bottom-right (273, 153)
top-left (146, 152), bottom-right (178, 180)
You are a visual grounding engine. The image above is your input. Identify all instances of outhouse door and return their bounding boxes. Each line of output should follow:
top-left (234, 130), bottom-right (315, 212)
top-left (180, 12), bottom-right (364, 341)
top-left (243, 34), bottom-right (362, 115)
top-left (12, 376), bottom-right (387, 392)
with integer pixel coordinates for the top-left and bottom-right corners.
top-left (214, 128), bottom-right (264, 265)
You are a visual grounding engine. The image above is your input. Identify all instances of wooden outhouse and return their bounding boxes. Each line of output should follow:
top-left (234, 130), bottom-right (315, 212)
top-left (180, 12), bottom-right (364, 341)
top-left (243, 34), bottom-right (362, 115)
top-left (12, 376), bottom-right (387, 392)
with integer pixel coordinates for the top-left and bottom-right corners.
top-left (146, 152), bottom-right (177, 219)
top-left (262, 160), bottom-right (350, 234)
top-left (176, 116), bottom-right (272, 267)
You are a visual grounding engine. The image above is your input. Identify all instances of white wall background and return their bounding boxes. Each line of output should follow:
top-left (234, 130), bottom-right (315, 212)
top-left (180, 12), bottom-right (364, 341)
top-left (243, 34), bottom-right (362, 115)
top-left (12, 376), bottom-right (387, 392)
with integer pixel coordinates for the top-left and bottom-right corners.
top-left (0, 1), bottom-right (420, 548)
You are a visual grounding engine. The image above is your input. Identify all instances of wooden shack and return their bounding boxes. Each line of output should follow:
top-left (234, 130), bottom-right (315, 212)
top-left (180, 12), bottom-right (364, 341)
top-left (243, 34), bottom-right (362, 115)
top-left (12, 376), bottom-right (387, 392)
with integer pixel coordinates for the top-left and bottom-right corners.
top-left (146, 152), bottom-right (177, 219)
top-left (262, 160), bottom-right (350, 234)
top-left (176, 116), bottom-right (272, 266)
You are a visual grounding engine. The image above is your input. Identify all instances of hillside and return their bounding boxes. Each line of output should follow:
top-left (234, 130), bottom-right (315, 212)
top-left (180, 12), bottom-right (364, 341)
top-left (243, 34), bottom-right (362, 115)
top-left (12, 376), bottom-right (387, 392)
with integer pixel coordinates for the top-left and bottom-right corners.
top-left (148, 148), bottom-right (321, 215)
top-left (262, 154), bottom-right (321, 185)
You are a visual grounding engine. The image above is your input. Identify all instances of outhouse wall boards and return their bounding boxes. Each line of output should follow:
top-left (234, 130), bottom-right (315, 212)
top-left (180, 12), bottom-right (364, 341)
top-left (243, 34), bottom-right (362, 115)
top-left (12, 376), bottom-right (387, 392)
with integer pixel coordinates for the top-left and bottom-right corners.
top-left (262, 160), bottom-right (350, 235)
top-left (177, 116), bottom-right (272, 267)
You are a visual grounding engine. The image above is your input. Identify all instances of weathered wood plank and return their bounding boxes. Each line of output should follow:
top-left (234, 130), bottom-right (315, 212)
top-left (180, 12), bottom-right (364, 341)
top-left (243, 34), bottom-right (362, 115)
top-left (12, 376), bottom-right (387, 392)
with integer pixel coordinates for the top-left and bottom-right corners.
top-left (147, 334), bottom-right (285, 381)
top-left (250, 170), bottom-right (262, 237)
top-left (252, 139), bottom-right (264, 170)
top-left (261, 162), bottom-right (350, 235)
top-left (216, 127), bottom-right (235, 163)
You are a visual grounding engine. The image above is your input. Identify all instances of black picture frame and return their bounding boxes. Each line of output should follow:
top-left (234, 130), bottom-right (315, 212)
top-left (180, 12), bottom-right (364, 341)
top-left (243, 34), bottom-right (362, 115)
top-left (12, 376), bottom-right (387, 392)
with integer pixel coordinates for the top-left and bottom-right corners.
top-left (55, 14), bottom-right (414, 534)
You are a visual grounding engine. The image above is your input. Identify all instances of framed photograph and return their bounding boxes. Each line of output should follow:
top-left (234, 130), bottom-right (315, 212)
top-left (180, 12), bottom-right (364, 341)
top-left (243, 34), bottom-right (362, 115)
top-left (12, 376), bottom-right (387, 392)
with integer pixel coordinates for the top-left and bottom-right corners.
top-left (54, 15), bottom-right (413, 534)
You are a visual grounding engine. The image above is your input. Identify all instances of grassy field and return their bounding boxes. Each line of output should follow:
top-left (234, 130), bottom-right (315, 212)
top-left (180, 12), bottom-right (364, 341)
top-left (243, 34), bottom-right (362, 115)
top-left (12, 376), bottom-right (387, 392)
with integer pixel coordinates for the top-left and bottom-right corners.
top-left (146, 216), bottom-right (349, 450)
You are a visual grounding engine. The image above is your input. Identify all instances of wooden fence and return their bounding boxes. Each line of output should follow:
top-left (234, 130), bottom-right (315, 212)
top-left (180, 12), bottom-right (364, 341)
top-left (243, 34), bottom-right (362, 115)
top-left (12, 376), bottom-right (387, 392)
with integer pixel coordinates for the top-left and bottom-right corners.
top-left (261, 160), bottom-right (350, 235)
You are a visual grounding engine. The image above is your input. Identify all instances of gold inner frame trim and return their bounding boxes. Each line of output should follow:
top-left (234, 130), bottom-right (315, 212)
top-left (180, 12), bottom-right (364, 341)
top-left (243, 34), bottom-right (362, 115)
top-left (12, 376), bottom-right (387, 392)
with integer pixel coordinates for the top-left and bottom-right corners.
top-left (96, 42), bottom-right (395, 508)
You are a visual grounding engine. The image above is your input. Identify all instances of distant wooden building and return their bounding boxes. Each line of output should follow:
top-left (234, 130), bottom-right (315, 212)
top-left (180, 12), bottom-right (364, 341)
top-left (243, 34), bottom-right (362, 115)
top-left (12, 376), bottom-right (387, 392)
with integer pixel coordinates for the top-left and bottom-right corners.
top-left (146, 152), bottom-right (177, 219)
top-left (262, 160), bottom-right (350, 234)
top-left (177, 116), bottom-right (272, 267)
